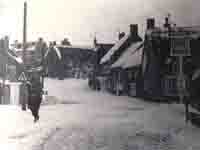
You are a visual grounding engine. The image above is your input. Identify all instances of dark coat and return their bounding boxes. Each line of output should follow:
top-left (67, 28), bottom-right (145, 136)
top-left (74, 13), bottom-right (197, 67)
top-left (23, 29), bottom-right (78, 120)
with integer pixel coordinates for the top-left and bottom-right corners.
top-left (27, 78), bottom-right (42, 110)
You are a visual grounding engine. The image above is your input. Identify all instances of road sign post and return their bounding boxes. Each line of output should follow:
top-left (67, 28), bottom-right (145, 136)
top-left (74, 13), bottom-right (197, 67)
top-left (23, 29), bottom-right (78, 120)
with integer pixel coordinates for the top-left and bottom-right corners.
top-left (18, 72), bottom-right (27, 82)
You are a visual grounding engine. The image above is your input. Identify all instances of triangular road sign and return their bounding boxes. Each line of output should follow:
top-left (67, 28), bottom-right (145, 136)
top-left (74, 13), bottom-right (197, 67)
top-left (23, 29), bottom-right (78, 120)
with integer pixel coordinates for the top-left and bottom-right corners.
top-left (18, 72), bottom-right (27, 81)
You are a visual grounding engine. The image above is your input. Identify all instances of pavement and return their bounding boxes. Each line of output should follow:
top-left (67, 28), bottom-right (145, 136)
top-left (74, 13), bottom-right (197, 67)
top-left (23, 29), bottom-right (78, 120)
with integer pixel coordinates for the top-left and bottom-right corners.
top-left (1, 78), bottom-right (200, 150)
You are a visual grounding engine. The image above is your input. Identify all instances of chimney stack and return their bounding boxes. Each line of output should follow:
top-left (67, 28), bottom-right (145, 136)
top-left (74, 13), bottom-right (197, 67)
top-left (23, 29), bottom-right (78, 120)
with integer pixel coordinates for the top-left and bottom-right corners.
top-left (93, 36), bottom-right (98, 48)
top-left (147, 18), bottom-right (155, 29)
top-left (130, 24), bottom-right (138, 37)
top-left (164, 17), bottom-right (170, 28)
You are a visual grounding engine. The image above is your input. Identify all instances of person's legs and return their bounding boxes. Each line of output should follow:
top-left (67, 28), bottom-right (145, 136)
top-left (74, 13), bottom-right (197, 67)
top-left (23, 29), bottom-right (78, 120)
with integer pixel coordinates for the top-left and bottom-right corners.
top-left (28, 105), bottom-right (36, 121)
top-left (33, 96), bottom-right (42, 122)
top-left (28, 96), bottom-right (40, 122)
top-left (21, 101), bottom-right (26, 111)
top-left (34, 104), bottom-right (40, 122)
top-left (29, 106), bottom-right (39, 122)
top-left (22, 94), bottom-right (27, 111)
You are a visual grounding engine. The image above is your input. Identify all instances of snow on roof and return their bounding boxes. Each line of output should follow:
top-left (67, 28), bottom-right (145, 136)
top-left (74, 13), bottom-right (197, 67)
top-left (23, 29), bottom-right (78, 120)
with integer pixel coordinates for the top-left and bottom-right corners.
top-left (94, 47), bottom-right (98, 52)
top-left (111, 41), bottom-right (143, 69)
top-left (15, 57), bottom-right (23, 64)
top-left (44, 46), bottom-right (62, 60)
top-left (54, 46), bottom-right (62, 60)
top-left (56, 45), bottom-right (93, 50)
top-left (44, 49), bottom-right (49, 58)
top-left (100, 33), bottom-right (130, 64)
top-left (7, 50), bottom-right (23, 64)
top-left (123, 45), bottom-right (143, 69)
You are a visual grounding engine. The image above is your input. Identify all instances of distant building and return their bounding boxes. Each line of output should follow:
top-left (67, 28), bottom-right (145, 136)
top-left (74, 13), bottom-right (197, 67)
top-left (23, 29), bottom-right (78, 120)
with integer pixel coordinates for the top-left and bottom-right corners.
top-left (88, 37), bottom-right (114, 90)
top-left (0, 38), bottom-right (25, 105)
top-left (93, 37), bottom-right (114, 65)
top-left (111, 41), bottom-right (143, 96)
top-left (97, 24), bottom-right (142, 94)
top-left (45, 44), bottom-right (95, 79)
top-left (44, 43), bottom-right (62, 78)
top-left (0, 39), bottom-right (24, 81)
top-left (11, 39), bottom-right (47, 69)
top-left (34, 38), bottom-right (48, 65)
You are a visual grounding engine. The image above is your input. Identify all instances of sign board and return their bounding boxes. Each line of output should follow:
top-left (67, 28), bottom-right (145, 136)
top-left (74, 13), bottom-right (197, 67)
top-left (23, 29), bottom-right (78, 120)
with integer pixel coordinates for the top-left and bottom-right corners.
top-left (18, 72), bottom-right (27, 81)
top-left (170, 36), bottom-right (191, 56)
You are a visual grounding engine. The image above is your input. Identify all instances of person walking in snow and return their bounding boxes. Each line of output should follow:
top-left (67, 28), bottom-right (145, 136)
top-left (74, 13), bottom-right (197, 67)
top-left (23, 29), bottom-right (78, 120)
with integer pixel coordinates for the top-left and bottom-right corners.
top-left (27, 74), bottom-right (43, 123)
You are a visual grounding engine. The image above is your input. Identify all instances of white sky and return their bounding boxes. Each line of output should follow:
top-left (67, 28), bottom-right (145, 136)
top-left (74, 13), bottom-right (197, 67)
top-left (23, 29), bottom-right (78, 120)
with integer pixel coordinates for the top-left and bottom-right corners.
top-left (0, 0), bottom-right (199, 45)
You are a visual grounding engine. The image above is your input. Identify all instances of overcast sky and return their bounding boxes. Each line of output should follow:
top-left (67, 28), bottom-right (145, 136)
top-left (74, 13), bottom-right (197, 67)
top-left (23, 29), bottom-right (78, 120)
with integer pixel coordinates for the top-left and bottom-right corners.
top-left (0, 0), bottom-right (199, 45)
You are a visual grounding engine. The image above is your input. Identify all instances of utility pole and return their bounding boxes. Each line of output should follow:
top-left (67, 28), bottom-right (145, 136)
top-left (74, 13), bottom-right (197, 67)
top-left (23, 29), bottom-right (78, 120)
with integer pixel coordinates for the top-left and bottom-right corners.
top-left (21, 1), bottom-right (28, 110)
top-left (23, 1), bottom-right (27, 66)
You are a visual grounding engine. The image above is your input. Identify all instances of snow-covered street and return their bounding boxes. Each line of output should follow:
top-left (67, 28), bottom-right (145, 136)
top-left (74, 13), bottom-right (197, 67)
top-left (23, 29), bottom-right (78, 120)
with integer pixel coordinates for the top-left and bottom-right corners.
top-left (1, 78), bottom-right (200, 150)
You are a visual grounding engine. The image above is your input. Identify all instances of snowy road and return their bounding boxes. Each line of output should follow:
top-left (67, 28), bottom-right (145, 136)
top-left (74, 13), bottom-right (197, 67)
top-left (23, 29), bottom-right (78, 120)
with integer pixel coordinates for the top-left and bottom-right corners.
top-left (1, 78), bottom-right (200, 150)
